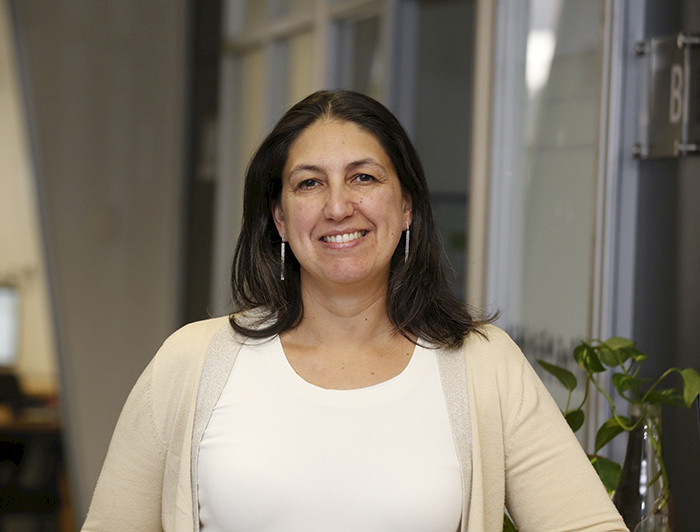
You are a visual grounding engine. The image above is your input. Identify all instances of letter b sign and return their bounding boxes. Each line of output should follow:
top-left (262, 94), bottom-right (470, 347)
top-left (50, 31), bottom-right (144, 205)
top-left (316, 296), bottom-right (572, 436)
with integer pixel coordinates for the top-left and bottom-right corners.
top-left (669, 64), bottom-right (683, 124)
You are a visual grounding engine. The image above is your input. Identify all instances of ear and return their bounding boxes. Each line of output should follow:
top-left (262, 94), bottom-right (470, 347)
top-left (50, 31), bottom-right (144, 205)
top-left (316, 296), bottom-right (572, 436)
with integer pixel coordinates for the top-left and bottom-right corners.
top-left (402, 193), bottom-right (413, 226)
top-left (272, 200), bottom-right (286, 238)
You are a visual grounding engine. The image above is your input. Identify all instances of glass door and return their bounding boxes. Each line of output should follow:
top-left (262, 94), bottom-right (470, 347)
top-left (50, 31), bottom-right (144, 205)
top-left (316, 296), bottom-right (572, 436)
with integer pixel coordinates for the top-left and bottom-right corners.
top-left (485, 0), bottom-right (608, 435)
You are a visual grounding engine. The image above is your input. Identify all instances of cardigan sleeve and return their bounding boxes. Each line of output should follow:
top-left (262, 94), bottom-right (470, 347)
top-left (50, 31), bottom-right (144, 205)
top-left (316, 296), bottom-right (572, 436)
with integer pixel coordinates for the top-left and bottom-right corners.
top-left (80, 317), bottom-right (237, 531)
top-left (500, 339), bottom-right (628, 531)
top-left (81, 359), bottom-right (167, 531)
top-left (81, 318), bottom-right (228, 531)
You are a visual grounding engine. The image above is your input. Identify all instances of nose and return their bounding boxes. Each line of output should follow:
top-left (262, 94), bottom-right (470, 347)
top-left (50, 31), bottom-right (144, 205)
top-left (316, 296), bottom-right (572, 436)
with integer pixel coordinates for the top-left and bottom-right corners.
top-left (323, 183), bottom-right (355, 221)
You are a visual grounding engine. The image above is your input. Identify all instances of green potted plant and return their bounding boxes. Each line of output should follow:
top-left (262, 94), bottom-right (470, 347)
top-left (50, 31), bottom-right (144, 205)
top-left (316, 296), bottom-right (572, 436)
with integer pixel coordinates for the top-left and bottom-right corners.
top-left (535, 337), bottom-right (700, 530)
top-left (503, 337), bottom-right (699, 531)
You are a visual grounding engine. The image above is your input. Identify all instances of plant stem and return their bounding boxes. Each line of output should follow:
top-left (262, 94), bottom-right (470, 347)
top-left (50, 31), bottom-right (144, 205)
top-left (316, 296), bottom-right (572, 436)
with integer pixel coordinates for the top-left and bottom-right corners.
top-left (640, 368), bottom-right (679, 404)
top-left (564, 389), bottom-right (572, 414)
top-left (589, 373), bottom-right (636, 431)
top-left (576, 376), bottom-right (590, 412)
top-left (645, 413), bottom-right (670, 510)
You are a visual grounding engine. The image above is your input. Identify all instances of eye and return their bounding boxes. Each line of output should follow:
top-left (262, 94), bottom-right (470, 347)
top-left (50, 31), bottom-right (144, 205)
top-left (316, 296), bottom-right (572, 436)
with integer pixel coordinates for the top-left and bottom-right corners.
top-left (353, 173), bottom-right (376, 183)
top-left (298, 178), bottom-right (320, 189)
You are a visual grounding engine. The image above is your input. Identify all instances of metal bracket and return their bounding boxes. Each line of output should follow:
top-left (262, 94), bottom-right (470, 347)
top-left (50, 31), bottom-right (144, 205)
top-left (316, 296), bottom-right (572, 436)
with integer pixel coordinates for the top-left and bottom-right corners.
top-left (677, 33), bottom-right (700, 47)
top-left (634, 32), bottom-right (700, 158)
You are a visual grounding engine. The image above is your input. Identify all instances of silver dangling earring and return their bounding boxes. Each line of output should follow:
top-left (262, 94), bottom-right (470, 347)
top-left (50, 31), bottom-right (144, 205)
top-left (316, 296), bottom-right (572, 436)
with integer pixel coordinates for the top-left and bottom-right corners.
top-left (404, 221), bottom-right (410, 263)
top-left (280, 233), bottom-right (286, 281)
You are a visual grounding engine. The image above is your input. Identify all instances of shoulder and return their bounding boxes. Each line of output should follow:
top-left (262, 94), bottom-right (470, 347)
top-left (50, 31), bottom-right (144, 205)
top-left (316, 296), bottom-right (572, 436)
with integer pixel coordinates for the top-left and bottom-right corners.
top-left (433, 324), bottom-right (528, 396)
top-left (140, 316), bottom-right (240, 428)
top-left (159, 315), bottom-right (233, 352)
top-left (462, 324), bottom-right (526, 369)
top-left (150, 316), bottom-right (236, 379)
top-left (457, 324), bottom-right (535, 407)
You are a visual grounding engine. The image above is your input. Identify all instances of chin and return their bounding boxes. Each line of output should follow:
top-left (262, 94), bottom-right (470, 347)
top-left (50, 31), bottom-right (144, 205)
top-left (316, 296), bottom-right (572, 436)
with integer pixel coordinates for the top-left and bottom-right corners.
top-left (330, 267), bottom-right (392, 288)
top-left (304, 264), bottom-right (387, 288)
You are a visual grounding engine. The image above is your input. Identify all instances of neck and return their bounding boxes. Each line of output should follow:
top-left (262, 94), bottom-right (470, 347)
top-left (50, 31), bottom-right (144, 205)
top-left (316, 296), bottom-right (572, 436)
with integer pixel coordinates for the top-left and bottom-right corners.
top-left (289, 278), bottom-right (398, 349)
top-left (279, 275), bottom-right (416, 390)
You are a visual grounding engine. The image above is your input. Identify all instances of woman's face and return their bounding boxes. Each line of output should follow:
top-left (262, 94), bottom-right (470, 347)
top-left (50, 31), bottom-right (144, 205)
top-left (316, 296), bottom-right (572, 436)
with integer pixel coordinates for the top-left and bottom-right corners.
top-left (273, 118), bottom-right (412, 293)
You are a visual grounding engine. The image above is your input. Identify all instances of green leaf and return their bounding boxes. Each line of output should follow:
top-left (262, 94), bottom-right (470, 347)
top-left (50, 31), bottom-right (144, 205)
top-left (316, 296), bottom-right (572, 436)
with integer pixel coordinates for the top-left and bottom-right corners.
top-left (681, 368), bottom-right (700, 407)
top-left (598, 346), bottom-right (619, 367)
top-left (604, 337), bottom-right (635, 350)
top-left (565, 409), bottom-right (585, 432)
top-left (503, 512), bottom-right (517, 532)
top-left (574, 344), bottom-right (605, 373)
top-left (595, 416), bottom-right (628, 452)
top-left (629, 348), bottom-right (647, 363)
top-left (537, 359), bottom-right (577, 391)
top-left (646, 389), bottom-right (684, 407)
top-left (612, 373), bottom-right (651, 394)
top-left (601, 337), bottom-right (636, 366)
top-left (589, 455), bottom-right (622, 496)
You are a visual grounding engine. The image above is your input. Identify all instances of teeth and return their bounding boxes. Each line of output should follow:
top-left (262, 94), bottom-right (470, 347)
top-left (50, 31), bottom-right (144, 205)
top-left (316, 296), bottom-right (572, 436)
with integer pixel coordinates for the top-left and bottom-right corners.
top-left (322, 231), bottom-right (366, 243)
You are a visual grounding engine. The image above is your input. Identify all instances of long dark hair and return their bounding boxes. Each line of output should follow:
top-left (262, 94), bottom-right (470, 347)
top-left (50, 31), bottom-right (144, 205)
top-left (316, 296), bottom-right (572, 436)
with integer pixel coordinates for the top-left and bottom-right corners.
top-left (230, 89), bottom-right (490, 348)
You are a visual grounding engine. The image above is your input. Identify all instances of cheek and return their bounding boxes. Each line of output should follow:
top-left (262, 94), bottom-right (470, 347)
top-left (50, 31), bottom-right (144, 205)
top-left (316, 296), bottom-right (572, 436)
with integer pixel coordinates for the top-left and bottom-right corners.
top-left (285, 203), bottom-right (316, 234)
top-left (369, 190), bottom-right (405, 224)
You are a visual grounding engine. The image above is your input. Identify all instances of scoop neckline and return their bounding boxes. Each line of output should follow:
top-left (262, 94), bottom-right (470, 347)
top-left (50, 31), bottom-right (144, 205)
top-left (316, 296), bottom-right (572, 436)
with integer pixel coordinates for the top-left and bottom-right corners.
top-left (267, 335), bottom-right (425, 406)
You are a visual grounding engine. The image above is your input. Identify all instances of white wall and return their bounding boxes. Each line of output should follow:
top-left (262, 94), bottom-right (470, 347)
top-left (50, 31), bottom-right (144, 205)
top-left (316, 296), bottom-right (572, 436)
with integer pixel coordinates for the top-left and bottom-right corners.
top-left (12, 0), bottom-right (189, 519)
top-left (0, 0), bottom-right (56, 393)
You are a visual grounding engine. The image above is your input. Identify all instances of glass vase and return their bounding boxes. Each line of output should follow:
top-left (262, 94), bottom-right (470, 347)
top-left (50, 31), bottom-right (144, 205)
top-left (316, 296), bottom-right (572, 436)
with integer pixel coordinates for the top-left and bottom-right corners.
top-left (612, 404), bottom-right (672, 531)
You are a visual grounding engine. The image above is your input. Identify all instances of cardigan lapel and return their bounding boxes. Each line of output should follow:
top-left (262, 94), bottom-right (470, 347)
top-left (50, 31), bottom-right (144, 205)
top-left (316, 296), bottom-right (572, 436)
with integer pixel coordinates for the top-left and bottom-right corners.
top-left (190, 324), bottom-right (245, 530)
top-left (436, 345), bottom-right (473, 532)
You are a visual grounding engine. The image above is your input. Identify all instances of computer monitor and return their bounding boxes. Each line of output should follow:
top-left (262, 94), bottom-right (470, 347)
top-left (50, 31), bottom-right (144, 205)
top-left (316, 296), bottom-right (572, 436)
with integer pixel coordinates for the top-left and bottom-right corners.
top-left (0, 285), bottom-right (19, 368)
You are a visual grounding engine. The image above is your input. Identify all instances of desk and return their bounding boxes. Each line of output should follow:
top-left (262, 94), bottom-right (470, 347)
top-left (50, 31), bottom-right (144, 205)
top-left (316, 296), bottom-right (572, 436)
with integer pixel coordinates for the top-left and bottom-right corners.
top-left (0, 409), bottom-right (64, 531)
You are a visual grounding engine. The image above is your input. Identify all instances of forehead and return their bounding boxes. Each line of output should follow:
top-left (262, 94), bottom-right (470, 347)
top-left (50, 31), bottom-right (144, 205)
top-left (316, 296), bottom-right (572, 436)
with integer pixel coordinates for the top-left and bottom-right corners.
top-left (284, 119), bottom-right (392, 170)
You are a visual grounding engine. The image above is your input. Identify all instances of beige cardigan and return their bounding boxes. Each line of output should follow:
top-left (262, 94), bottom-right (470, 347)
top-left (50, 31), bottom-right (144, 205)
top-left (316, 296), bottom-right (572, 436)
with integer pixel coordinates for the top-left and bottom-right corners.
top-left (83, 317), bottom-right (627, 531)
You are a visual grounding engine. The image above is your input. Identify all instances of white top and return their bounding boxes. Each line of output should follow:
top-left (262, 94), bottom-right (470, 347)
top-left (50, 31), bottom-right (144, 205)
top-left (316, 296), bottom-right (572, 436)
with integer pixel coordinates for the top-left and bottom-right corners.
top-left (198, 336), bottom-right (462, 532)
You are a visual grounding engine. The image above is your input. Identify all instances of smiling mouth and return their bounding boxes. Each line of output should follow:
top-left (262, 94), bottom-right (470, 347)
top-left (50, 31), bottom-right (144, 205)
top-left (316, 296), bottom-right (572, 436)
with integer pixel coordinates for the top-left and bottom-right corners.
top-left (321, 231), bottom-right (368, 243)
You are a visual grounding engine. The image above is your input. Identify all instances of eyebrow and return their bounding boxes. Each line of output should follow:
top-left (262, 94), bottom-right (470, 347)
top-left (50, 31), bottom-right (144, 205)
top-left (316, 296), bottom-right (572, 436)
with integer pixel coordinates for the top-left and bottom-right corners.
top-left (287, 158), bottom-right (386, 179)
top-left (287, 164), bottom-right (324, 179)
top-left (346, 158), bottom-right (385, 173)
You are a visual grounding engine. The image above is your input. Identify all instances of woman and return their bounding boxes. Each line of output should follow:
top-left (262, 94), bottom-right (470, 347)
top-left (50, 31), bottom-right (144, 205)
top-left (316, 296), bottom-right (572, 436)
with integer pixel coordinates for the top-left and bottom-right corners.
top-left (83, 90), bottom-right (627, 531)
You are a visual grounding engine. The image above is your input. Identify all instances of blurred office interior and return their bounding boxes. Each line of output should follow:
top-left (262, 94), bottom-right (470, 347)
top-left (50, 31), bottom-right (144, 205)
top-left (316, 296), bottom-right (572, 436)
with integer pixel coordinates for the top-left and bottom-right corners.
top-left (1, 0), bottom-right (699, 529)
